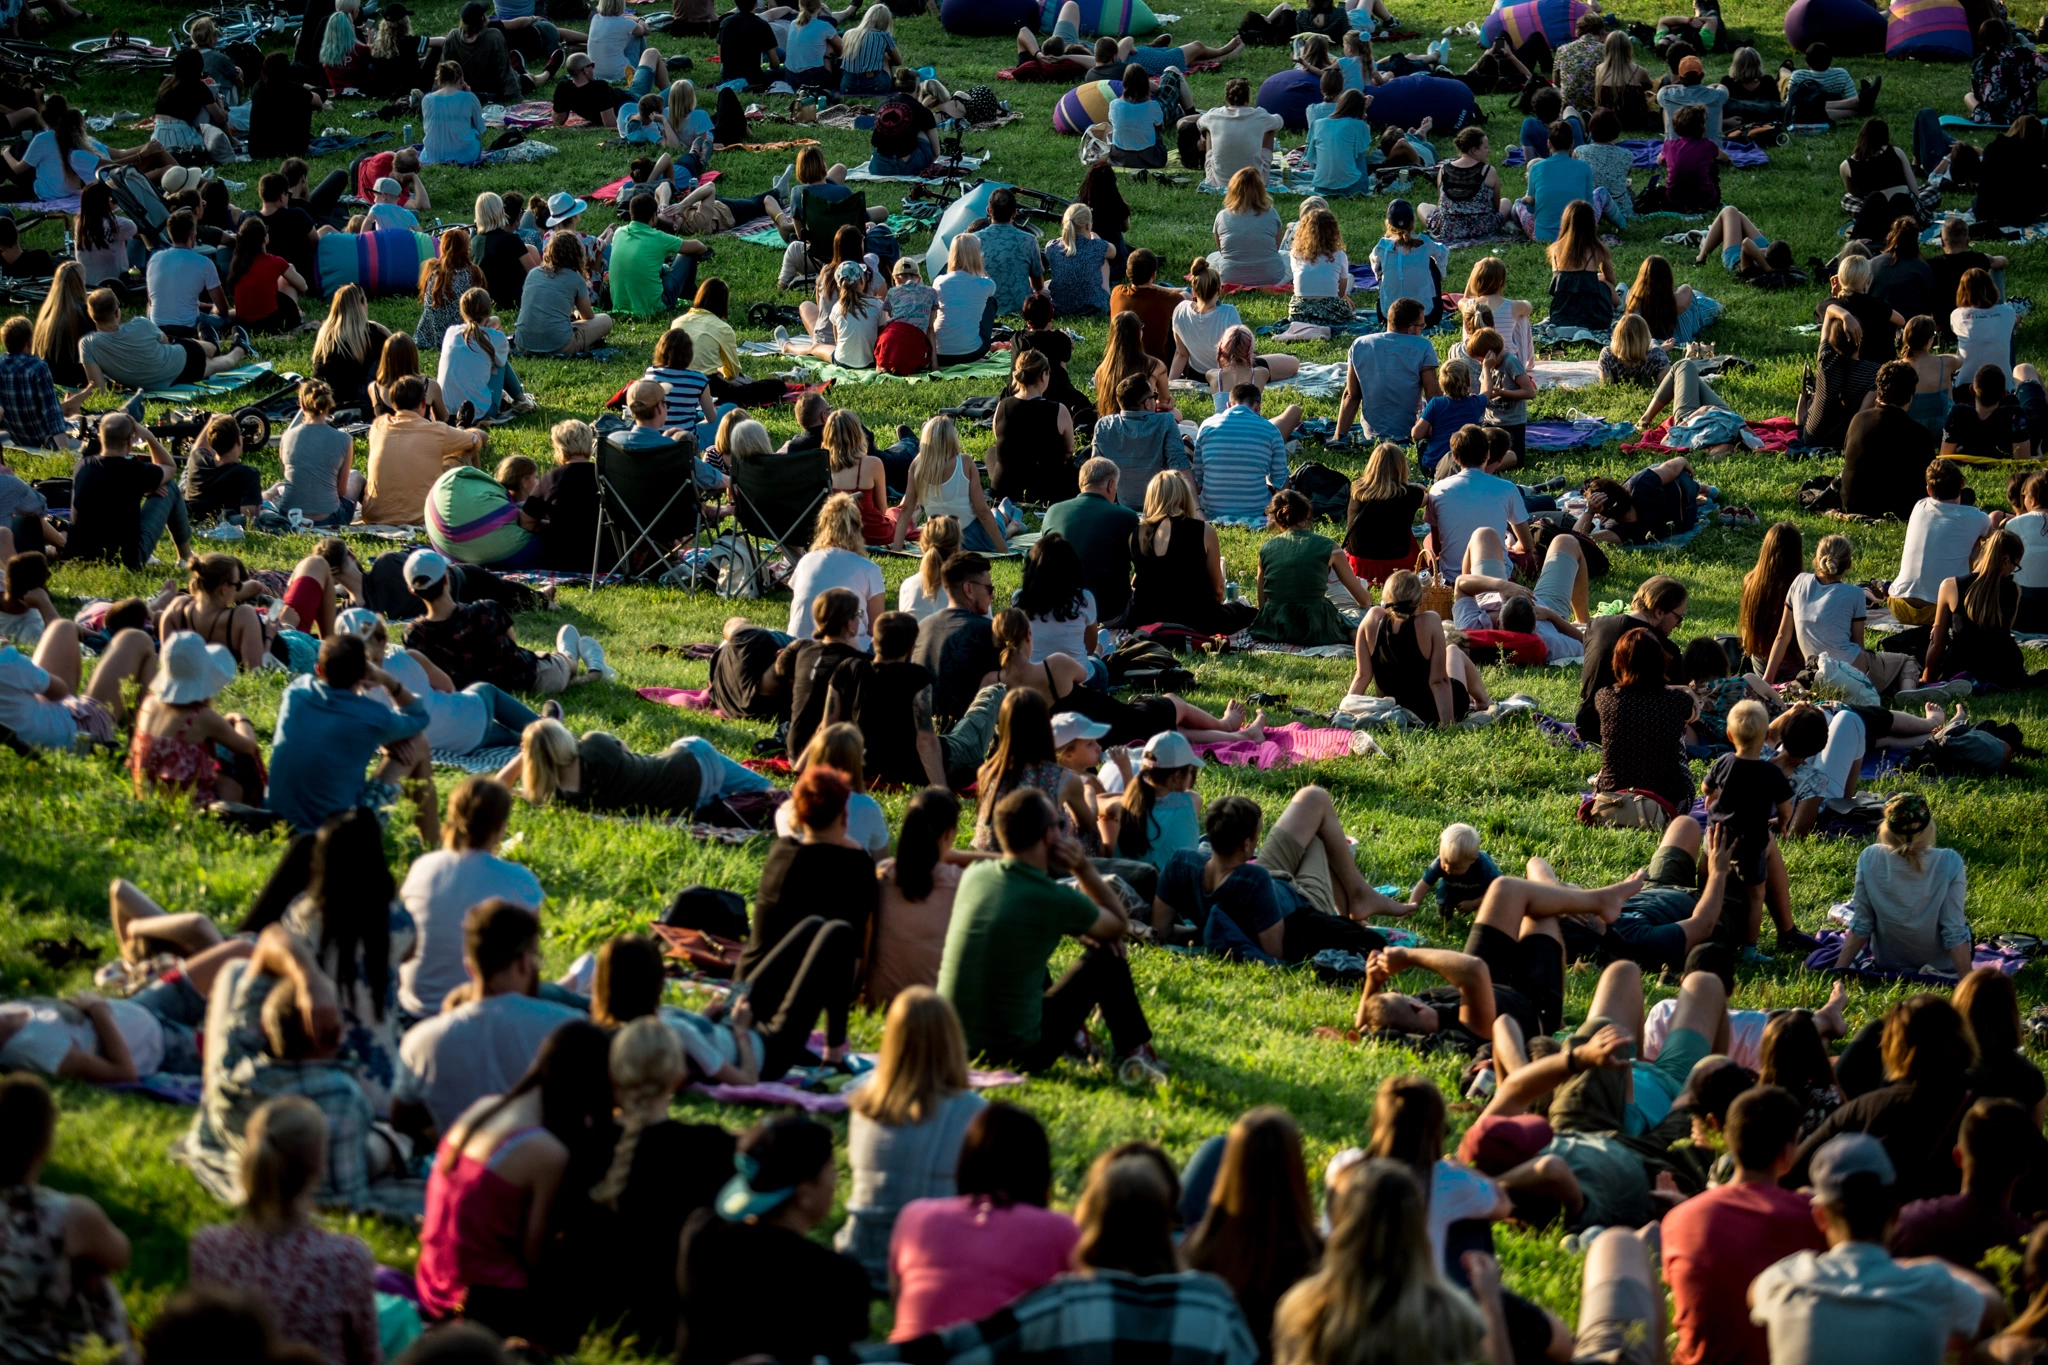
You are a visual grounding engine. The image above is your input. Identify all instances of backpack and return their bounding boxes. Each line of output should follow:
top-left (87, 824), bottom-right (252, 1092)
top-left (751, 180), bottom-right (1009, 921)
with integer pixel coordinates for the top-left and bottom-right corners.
top-left (957, 84), bottom-right (1003, 125)
top-left (661, 884), bottom-right (750, 940)
top-left (1106, 633), bottom-right (1191, 686)
top-left (1797, 474), bottom-right (1842, 513)
top-left (1238, 7), bottom-right (1297, 44)
top-left (1288, 461), bottom-right (1352, 524)
top-left (714, 88), bottom-right (750, 146)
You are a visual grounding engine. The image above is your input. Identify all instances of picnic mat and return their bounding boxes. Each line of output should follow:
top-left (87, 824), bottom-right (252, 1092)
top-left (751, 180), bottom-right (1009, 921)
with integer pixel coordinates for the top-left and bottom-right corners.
top-left (591, 169), bottom-right (720, 201)
top-left (1625, 415), bottom-right (1802, 454)
top-left (432, 745), bottom-right (519, 773)
top-left (1527, 416), bottom-right (1636, 450)
top-left (846, 154), bottom-right (985, 185)
top-left (1190, 721), bottom-right (1358, 769)
top-left (1801, 926), bottom-right (2024, 984)
top-left (1530, 360), bottom-right (1606, 389)
top-left (488, 99), bottom-right (574, 129)
top-left (1502, 140), bottom-right (1770, 170)
top-left (795, 355), bottom-right (1017, 385)
top-left (137, 361), bottom-right (276, 402)
top-left (640, 685), bottom-right (720, 715)
top-left (692, 1059), bottom-right (1025, 1112)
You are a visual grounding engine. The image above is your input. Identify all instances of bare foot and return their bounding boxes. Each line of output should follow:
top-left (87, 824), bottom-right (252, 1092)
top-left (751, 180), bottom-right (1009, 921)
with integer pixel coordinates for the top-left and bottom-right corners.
top-left (1924, 703), bottom-right (1945, 725)
top-left (1595, 872), bottom-right (1646, 920)
top-left (1815, 979), bottom-right (1848, 1041)
top-left (1219, 699), bottom-right (1245, 729)
top-left (1240, 710), bottom-right (1267, 742)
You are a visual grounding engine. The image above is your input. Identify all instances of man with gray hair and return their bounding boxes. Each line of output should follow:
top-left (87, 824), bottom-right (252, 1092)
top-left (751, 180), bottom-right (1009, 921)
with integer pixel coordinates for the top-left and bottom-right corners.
top-left (66, 409), bottom-right (194, 569)
top-left (1041, 454), bottom-right (1140, 623)
top-left (1749, 1132), bottom-right (2003, 1365)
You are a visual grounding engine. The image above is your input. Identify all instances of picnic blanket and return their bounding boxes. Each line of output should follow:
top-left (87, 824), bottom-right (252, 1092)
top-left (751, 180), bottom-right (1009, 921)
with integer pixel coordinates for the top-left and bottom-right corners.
top-left (1527, 416), bottom-right (1635, 449)
top-left (307, 131), bottom-right (387, 157)
top-left (104, 1075), bottom-right (204, 1105)
top-left (692, 1059), bottom-right (1025, 1112)
top-left (1801, 926), bottom-right (2025, 984)
top-left (1531, 322), bottom-right (1610, 348)
top-left (10, 195), bottom-right (81, 216)
top-left (487, 99), bottom-right (572, 129)
top-left (1190, 722), bottom-right (1357, 769)
top-left (136, 361), bottom-right (276, 403)
top-left (791, 355), bottom-right (1017, 385)
top-left (1625, 415), bottom-right (1802, 454)
top-left (639, 685), bottom-right (720, 715)
top-left (846, 154), bottom-right (986, 185)
top-left (1503, 139), bottom-right (1770, 170)
top-left (432, 745), bottom-right (519, 774)
top-left (1267, 361), bottom-right (1352, 400)
top-left (591, 169), bottom-right (719, 201)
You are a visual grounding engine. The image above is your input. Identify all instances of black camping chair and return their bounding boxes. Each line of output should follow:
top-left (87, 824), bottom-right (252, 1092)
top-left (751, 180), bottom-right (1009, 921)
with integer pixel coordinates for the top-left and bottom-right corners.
top-left (798, 187), bottom-right (872, 270)
top-left (590, 430), bottom-right (706, 586)
top-left (727, 447), bottom-right (830, 599)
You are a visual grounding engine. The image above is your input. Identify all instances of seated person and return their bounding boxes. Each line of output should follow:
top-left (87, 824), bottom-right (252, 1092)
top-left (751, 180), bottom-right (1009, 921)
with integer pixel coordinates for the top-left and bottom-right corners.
top-left (267, 631), bottom-right (438, 841)
top-left (0, 216), bottom-right (55, 279)
top-left (825, 608), bottom-right (996, 791)
top-left (519, 418), bottom-right (603, 572)
top-left (554, 50), bottom-right (636, 128)
top-left (1407, 821), bottom-right (1500, 916)
top-left (0, 616), bottom-right (156, 753)
top-left (181, 414), bottom-right (265, 527)
top-left (361, 374), bottom-right (488, 526)
top-left (0, 315), bottom-right (79, 451)
top-left (1151, 788), bottom-right (1405, 961)
top-left (402, 548), bottom-right (606, 692)
top-left (612, 379), bottom-right (727, 494)
top-left (1943, 364), bottom-right (2043, 461)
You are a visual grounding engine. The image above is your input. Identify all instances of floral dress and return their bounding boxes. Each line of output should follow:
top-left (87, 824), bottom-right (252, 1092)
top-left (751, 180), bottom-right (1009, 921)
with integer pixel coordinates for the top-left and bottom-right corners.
top-left (415, 266), bottom-right (478, 349)
top-left (129, 706), bottom-right (219, 803)
top-left (971, 759), bottom-right (1073, 851)
top-left (1971, 47), bottom-right (2048, 127)
top-left (1429, 161), bottom-right (1503, 245)
top-left (0, 1184), bottom-right (132, 1365)
top-left (1597, 344), bottom-right (1671, 386)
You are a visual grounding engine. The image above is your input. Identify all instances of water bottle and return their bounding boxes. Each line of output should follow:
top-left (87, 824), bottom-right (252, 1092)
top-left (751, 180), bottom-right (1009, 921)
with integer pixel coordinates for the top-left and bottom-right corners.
top-left (402, 123), bottom-right (413, 148)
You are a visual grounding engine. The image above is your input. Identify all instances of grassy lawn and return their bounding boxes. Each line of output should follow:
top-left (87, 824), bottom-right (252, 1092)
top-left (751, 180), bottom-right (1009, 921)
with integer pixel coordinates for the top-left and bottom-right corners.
top-left (5, 0), bottom-right (2048, 1354)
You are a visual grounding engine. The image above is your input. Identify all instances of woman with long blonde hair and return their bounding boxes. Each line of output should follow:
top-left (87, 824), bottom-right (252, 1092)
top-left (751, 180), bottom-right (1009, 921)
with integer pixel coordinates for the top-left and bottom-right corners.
top-left (501, 714), bottom-right (770, 815)
top-left (188, 1095), bottom-right (382, 1365)
top-left (897, 515), bottom-right (960, 620)
top-left (1213, 162), bottom-right (1288, 287)
top-left (1044, 200), bottom-right (1114, 315)
top-left (822, 408), bottom-right (893, 544)
top-left (1592, 29), bottom-right (1653, 127)
top-left (1272, 1159), bottom-right (1488, 1365)
top-left (1091, 309), bottom-right (1169, 414)
top-left (1599, 312), bottom-right (1670, 387)
top-left (784, 0), bottom-right (843, 87)
top-left (1922, 526), bottom-right (2030, 688)
top-left (1547, 198), bottom-right (1619, 331)
top-left (1288, 207), bottom-right (1353, 325)
top-left (1834, 796), bottom-right (1970, 977)
top-left (1343, 442), bottom-right (1427, 583)
top-left (31, 262), bottom-right (92, 388)
top-left (838, 3), bottom-right (901, 94)
top-left (933, 230), bottom-right (998, 366)
top-left (890, 413), bottom-right (1010, 552)
top-left (836, 987), bottom-right (984, 1287)
top-left (312, 284), bottom-right (391, 415)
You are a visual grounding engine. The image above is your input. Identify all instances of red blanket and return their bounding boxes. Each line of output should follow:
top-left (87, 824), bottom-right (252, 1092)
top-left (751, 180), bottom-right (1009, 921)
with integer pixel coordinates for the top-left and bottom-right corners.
top-left (1623, 415), bottom-right (1801, 453)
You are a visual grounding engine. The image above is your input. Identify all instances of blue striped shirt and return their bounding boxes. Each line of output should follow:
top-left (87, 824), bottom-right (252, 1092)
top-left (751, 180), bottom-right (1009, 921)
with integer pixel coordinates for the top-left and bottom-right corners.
top-left (841, 28), bottom-right (895, 73)
top-left (1193, 404), bottom-right (1288, 520)
top-left (644, 364), bottom-right (710, 429)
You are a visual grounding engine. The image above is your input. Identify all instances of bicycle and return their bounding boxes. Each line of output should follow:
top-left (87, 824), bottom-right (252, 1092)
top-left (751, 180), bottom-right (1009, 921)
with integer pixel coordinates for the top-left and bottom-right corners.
top-left (0, 35), bottom-right (78, 81)
top-left (69, 31), bottom-right (179, 73)
top-left (180, 1), bottom-right (301, 46)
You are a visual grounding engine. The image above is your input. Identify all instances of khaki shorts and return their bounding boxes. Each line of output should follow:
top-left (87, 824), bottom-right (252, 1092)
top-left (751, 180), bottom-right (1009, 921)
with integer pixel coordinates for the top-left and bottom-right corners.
top-left (1258, 822), bottom-right (1335, 917)
top-left (1887, 596), bottom-right (1937, 627)
top-left (531, 650), bottom-right (578, 695)
top-left (1572, 1272), bottom-right (1659, 1365)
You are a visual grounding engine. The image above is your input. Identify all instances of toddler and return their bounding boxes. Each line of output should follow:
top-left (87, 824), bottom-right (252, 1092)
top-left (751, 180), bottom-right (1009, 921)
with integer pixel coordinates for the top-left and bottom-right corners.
top-left (1703, 699), bottom-right (1794, 961)
top-left (1409, 822), bottom-right (1499, 916)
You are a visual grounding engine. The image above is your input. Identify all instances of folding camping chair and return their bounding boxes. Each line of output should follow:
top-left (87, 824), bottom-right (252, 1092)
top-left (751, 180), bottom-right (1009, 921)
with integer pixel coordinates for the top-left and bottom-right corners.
top-left (590, 430), bottom-right (706, 587)
top-left (726, 447), bottom-right (830, 599)
top-left (796, 188), bottom-right (872, 275)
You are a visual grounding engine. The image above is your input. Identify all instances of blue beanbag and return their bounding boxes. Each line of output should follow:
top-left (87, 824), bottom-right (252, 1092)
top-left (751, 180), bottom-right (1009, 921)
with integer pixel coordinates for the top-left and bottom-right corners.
top-left (1786, 0), bottom-right (1888, 54)
top-left (1362, 73), bottom-right (1483, 131)
top-left (1257, 68), bottom-right (1323, 131)
top-left (314, 228), bottom-right (434, 299)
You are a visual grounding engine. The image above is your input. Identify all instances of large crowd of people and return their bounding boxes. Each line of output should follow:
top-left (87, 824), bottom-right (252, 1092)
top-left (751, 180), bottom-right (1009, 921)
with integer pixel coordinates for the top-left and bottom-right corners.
top-left (2, 0), bottom-right (2048, 1362)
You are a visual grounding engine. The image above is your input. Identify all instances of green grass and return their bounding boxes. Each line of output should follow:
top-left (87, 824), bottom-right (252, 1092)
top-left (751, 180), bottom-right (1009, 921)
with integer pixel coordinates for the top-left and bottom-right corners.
top-left (6, 0), bottom-right (2048, 1355)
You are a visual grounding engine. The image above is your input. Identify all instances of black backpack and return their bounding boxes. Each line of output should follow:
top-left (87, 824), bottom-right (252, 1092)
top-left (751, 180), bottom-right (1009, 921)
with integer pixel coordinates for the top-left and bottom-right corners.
top-left (661, 885), bottom-right (749, 941)
top-left (1288, 461), bottom-right (1352, 524)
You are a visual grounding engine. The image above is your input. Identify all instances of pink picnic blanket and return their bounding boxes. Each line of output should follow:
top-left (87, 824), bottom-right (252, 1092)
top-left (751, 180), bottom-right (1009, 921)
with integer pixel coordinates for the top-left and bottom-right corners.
top-left (691, 1058), bottom-right (1026, 1112)
top-left (639, 685), bottom-right (719, 713)
top-left (1192, 722), bottom-right (1354, 769)
top-left (1624, 415), bottom-right (1801, 454)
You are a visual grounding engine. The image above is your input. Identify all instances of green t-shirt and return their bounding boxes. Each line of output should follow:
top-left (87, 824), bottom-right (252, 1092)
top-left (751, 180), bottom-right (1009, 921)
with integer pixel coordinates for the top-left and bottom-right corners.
top-left (605, 221), bottom-right (687, 318)
top-left (937, 860), bottom-right (1102, 1058)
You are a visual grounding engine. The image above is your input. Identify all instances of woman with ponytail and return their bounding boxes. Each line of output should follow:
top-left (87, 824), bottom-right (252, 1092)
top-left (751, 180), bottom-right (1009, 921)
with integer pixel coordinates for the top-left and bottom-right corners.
top-left (1764, 533), bottom-right (1920, 694)
top-left (434, 286), bottom-right (520, 424)
top-left (837, 988), bottom-right (984, 1288)
top-left (576, 1012), bottom-right (737, 1352)
top-left (1923, 527), bottom-right (2032, 689)
top-left (1348, 569), bottom-right (1489, 726)
top-left (897, 514), bottom-right (961, 620)
top-left (190, 1096), bottom-right (381, 1365)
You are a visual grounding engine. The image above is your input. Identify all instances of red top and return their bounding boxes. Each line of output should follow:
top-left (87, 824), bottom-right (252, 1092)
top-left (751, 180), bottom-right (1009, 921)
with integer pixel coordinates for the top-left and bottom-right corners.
top-left (1661, 1179), bottom-right (1828, 1365)
top-left (324, 42), bottom-right (373, 94)
top-left (416, 1127), bottom-right (545, 1320)
top-left (232, 254), bottom-right (290, 321)
top-left (353, 150), bottom-right (413, 204)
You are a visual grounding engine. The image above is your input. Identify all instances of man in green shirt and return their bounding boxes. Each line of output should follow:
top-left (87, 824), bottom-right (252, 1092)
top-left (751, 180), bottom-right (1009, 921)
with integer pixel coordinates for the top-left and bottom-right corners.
top-left (606, 191), bottom-right (707, 316)
top-left (937, 787), bottom-right (1165, 1084)
top-left (1040, 457), bottom-right (1140, 622)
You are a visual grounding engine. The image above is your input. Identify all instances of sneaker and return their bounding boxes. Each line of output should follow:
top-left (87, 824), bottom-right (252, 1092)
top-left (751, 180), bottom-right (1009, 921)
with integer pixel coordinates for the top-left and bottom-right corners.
top-left (772, 324), bottom-right (791, 352)
top-left (1896, 677), bottom-right (1972, 708)
top-left (1560, 1224), bottom-right (1607, 1254)
top-left (540, 700), bottom-right (564, 720)
top-left (556, 624), bottom-right (582, 664)
top-left (771, 161), bottom-right (796, 202)
top-left (1737, 945), bottom-right (1773, 967)
top-left (579, 635), bottom-right (615, 681)
top-left (232, 325), bottom-right (259, 360)
top-left (541, 46), bottom-right (565, 80)
top-left (509, 394), bottom-right (538, 415)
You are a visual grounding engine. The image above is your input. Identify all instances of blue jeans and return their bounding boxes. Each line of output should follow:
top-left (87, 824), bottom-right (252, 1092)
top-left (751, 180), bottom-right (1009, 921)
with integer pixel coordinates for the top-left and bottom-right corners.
top-left (484, 361), bottom-right (524, 416)
top-left (661, 252), bottom-right (699, 309)
top-left (673, 734), bottom-right (773, 808)
top-left (470, 682), bottom-right (542, 749)
top-left (868, 142), bottom-right (935, 177)
top-left (961, 516), bottom-right (1003, 552)
top-left (1913, 106), bottom-right (1950, 177)
top-left (137, 483), bottom-right (191, 564)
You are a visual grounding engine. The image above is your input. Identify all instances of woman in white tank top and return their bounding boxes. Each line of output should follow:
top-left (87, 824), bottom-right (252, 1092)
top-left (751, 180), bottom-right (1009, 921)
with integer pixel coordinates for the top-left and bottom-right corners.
top-left (887, 414), bottom-right (1013, 554)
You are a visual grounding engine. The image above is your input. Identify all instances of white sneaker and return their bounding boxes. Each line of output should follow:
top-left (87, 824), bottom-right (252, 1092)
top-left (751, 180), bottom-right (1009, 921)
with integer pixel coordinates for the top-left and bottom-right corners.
top-left (556, 624), bottom-right (582, 665)
top-left (773, 324), bottom-right (791, 352)
top-left (579, 635), bottom-right (615, 681)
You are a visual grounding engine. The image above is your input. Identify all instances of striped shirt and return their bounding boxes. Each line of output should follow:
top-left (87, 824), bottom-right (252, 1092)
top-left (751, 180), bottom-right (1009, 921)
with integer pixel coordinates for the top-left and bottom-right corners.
top-left (1192, 403), bottom-right (1288, 520)
top-left (644, 364), bottom-right (710, 430)
top-left (841, 28), bottom-right (896, 73)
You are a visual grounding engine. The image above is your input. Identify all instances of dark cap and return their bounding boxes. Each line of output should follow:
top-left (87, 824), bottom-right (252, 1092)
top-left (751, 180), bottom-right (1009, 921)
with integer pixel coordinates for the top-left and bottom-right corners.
top-left (1670, 1054), bottom-right (1756, 1123)
top-left (382, 1), bottom-right (409, 17)
top-left (1386, 198), bottom-right (1416, 229)
top-left (460, 1), bottom-right (487, 21)
top-left (1457, 1113), bottom-right (1553, 1173)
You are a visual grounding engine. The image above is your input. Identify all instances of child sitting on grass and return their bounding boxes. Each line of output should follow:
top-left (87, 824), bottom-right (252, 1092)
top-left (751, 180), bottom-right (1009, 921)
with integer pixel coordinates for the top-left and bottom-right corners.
top-left (1683, 636), bottom-right (1776, 752)
top-left (1052, 712), bottom-right (1125, 854)
top-left (0, 551), bottom-right (57, 646)
top-left (1703, 699), bottom-right (1794, 965)
top-left (1407, 821), bottom-right (1499, 917)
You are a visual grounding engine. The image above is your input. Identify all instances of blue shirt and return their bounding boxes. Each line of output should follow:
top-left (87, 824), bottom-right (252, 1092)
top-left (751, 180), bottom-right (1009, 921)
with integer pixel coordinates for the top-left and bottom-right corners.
top-left (1193, 403), bottom-right (1289, 520)
top-left (1345, 330), bottom-right (1439, 442)
top-left (1307, 116), bottom-right (1375, 193)
top-left (1527, 152), bottom-right (1596, 242)
top-left (1369, 234), bottom-right (1449, 311)
top-left (421, 87), bottom-right (484, 166)
top-left (1415, 393), bottom-right (1488, 461)
top-left (1336, 55), bottom-right (1368, 90)
top-left (976, 222), bottom-right (1042, 315)
top-left (1156, 847), bottom-right (1308, 964)
top-left (267, 675), bottom-right (430, 832)
top-left (1108, 96), bottom-right (1162, 152)
top-left (367, 202), bottom-right (420, 231)
top-left (1422, 850), bottom-right (1501, 905)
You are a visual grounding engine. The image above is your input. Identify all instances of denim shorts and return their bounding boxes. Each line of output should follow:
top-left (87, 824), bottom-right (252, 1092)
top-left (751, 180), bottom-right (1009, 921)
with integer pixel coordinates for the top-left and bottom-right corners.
top-left (869, 142), bottom-right (935, 177)
top-left (131, 972), bottom-right (207, 1076)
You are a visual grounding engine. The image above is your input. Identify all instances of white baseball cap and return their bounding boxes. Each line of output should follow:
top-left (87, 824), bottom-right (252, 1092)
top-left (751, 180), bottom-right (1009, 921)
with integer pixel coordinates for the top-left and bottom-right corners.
top-left (1051, 713), bottom-right (1111, 749)
top-left (1140, 731), bottom-right (1205, 769)
top-left (336, 607), bottom-right (384, 638)
top-left (403, 548), bottom-right (449, 589)
top-left (373, 176), bottom-right (403, 196)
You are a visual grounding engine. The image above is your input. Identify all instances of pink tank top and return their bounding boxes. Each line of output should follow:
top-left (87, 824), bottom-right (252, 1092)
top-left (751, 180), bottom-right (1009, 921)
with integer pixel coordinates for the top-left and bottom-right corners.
top-left (416, 1126), bottom-right (546, 1319)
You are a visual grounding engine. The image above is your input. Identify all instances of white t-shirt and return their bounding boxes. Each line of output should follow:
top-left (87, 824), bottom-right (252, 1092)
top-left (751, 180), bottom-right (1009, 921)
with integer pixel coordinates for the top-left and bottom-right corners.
top-left (2013, 510), bottom-right (2048, 591)
top-left (663, 1004), bottom-right (764, 1079)
top-left (1427, 468), bottom-right (1528, 573)
top-left (380, 649), bottom-right (490, 753)
top-left (437, 324), bottom-right (509, 419)
top-left (1027, 588), bottom-right (1097, 663)
top-left (832, 299), bottom-right (883, 369)
top-left (1197, 104), bottom-right (1283, 189)
top-left (1647, 999), bottom-right (1768, 1069)
top-left (774, 792), bottom-right (891, 855)
top-left (898, 575), bottom-right (944, 621)
top-left (1171, 301), bottom-right (1242, 374)
top-left (0, 645), bottom-right (74, 751)
top-left (1291, 249), bottom-right (1349, 299)
top-left (0, 997), bottom-right (165, 1078)
top-left (1893, 498), bottom-right (1992, 602)
top-left (397, 848), bottom-right (545, 1017)
top-left (584, 11), bottom-right (642, 81)
top-left (1427, 1160), bottom-right (1503, 1273)
top-left (23, 131), bottom-right (102, 198)
top-left (786, 546), bottom-right (886, 650)
top-left (1950, 304), bottom-right (2015, 387)
top-left (393, 992), bottom-right (583, 1132)
top-left (1786, 572), bottom-right (1866, 664)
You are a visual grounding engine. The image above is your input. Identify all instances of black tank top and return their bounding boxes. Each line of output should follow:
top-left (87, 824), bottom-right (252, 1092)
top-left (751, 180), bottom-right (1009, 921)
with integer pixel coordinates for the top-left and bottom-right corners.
top-left (1370, 613), bottom-right (1436, 718)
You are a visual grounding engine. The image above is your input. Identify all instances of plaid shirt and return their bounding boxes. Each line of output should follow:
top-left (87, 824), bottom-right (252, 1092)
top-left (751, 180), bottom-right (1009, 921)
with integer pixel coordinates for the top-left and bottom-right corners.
top-left (869, 1270), bottom-right (1259, 1365)
top-left (0, 352), bottom-right (67, 451)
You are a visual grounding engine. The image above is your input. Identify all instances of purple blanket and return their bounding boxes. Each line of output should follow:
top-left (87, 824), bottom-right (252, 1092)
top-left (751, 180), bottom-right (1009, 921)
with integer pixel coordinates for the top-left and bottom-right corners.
top-left (1504, 138), bottom-right (1770, 170)
top-left (1801, 928), bottom-right (2026, 983)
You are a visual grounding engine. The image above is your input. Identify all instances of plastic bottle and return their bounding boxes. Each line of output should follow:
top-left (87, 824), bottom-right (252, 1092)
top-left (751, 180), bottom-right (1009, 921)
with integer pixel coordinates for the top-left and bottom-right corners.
top-left (402, 123), bottom-right (413, 147)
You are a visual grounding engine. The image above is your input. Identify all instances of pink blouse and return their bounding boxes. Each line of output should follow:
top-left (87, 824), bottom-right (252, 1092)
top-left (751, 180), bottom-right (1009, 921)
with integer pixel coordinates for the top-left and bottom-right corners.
top-left (189, 1222), bottom-right (380, 1365)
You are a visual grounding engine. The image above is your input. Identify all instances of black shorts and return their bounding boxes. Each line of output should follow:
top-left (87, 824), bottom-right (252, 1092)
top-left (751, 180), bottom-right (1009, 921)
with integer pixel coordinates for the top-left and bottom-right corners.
top-left (174, 339), bottom-right (208, 384)
top-left (1849, 704), bottom-right (1894, 749)
top-left (1464, 921), bottom-right (1565, 1035)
